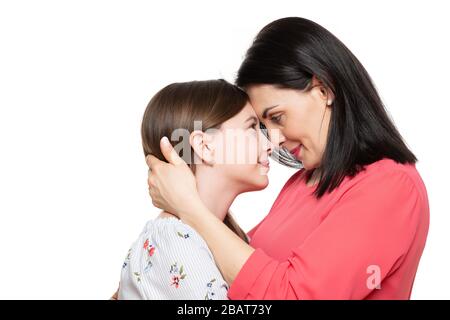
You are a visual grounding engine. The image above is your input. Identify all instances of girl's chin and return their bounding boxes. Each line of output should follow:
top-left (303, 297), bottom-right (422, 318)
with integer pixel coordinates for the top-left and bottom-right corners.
top-left (253, 177), bottom-right (269, 190)
top-left (241, 177), bottom-right (269, 192)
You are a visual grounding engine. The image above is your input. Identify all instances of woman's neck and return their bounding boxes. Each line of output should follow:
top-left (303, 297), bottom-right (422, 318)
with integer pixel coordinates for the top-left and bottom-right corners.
top-left (306, 168), bottom-right (321, 187)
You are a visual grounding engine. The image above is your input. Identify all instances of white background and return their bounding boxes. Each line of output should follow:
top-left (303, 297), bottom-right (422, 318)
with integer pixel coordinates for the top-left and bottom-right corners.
top-left (0, 0), bottom-right (449, 299)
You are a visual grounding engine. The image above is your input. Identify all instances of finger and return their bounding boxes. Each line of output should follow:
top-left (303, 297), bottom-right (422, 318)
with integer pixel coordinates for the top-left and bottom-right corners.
top-left (146, 154), bottom-right (162, 170)
top-left (145, 155), bottom-right (152, 167)
top-left (148, 175), bottom-right (155, 189)
top-left (160, 136), bottom-right (185, 166)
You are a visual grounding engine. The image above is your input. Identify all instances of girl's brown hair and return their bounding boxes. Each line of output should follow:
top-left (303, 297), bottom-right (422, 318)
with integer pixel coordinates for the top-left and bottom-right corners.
top-left (141, 79), bottom-right (249, 243)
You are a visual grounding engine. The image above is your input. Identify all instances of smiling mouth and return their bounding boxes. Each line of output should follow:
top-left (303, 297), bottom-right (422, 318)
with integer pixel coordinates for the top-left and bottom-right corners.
top-left (289, 144), bottom-right (302, 156)
top-left (258, 160), bottom-right (270, 168)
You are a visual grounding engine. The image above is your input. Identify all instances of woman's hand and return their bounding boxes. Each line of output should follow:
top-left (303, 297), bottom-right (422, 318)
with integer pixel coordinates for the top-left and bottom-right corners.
top-left (146, 137), bottom-right (203, 219)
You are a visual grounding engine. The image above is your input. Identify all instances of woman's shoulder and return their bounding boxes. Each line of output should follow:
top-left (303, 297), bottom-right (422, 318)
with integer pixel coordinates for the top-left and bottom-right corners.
top-left (359, 158), bottom-right (425, 190)
top-left (342, 158), bottom-right (428, 206)
top-left (364, 158), bottom-right (416, 175)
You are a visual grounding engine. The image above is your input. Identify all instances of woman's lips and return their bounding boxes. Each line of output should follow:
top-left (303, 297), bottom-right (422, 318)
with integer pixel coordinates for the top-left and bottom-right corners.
top-left (289, 144), bottom-right (302, 157)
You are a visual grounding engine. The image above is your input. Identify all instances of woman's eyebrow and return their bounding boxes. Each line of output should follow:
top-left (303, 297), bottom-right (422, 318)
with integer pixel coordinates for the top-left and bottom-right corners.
top-left (262, 105), bottom-right (279, 119)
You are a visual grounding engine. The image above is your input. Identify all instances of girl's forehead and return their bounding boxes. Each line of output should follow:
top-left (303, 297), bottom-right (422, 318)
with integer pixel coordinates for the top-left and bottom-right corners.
top-left (237, 103), bottom-right (258, 123)
top-left (242, 102), bottom-right (257, 116)
top-left (219, 103), bottom-right (257, 129)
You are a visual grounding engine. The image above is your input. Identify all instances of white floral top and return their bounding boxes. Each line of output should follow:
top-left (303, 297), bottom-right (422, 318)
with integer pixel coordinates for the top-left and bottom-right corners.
top-left (118, 216), bottom-right (229, 300)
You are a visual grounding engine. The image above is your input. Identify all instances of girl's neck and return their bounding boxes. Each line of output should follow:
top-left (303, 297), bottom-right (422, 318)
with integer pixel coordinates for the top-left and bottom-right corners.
top-left (195, 166), bottom-right (238, 221)
top-left (159, 166), bottom-right (237, 222)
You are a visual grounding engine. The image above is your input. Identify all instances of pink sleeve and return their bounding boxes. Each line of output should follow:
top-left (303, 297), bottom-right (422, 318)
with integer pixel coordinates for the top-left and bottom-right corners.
top-left (228, 170), bottom-right (424, 299)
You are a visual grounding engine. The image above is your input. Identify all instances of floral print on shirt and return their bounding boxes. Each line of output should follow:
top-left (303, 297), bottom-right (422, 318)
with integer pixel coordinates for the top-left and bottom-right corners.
top-left (177, 231), bottom-right (190, 239)
top-left (204, 279), bottom-right (229, 300)
top-left (119, 218), bottom-right (229, 299)
top-left (122, 248), bottom-right (132, 269)
top-left (169, 262), bottom-right (186, 288)
top-left (205, 278), bottom-right (216, 300)
top-left (143, 238), bottom-right (156, 271)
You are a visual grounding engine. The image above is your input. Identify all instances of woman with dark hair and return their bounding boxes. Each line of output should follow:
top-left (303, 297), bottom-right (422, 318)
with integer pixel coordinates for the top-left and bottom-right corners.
top-left (145, 17), bottom-right (429, 299)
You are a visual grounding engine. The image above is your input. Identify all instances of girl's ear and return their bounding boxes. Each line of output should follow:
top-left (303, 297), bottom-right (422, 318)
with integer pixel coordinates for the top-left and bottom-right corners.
top-left (189, 130), bottom-right (215, 166)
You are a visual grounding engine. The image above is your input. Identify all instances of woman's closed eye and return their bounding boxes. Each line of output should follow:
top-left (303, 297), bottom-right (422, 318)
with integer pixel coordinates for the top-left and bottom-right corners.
top-left (269, 113), bottom-right (283, 125)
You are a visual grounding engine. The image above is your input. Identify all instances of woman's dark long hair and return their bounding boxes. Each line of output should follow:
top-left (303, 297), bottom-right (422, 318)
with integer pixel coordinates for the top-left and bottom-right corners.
top-left (236, 17), bottom-right (417, 198)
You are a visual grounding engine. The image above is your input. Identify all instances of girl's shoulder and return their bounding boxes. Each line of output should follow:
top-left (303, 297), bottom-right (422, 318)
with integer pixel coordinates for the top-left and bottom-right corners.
top-left (142, 215), bottom-right (208, 248)
top-left (136, 216), bottom-right (217, 262)
top-left (120, 216), bottom-right (228, 300)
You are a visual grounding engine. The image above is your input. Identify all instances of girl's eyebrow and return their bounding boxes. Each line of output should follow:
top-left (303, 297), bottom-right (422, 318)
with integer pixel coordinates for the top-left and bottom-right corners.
top-left (244, 116), bottom-right (258, 123)
top-left (262, 105), bottom-right (279, 119)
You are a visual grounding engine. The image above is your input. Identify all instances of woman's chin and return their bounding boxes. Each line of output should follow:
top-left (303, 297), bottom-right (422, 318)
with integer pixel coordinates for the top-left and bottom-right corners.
top-left (300, 158), bottom-right (315, 170)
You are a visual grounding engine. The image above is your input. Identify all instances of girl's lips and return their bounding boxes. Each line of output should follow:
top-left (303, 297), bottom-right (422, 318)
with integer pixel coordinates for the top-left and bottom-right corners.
top-left (258, 160), bottom-right (270, 168)
top-left (289, 144), bottom-right (302, 157)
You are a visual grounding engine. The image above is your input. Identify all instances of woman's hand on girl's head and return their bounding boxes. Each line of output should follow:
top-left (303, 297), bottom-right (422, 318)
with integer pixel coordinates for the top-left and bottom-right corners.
top-left (146, 137), bottom-right (202, 219)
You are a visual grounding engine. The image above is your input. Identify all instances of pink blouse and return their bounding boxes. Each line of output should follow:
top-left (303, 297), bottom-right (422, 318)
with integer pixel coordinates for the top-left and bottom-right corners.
top-left (228, 158), bottom-right (429, 299)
